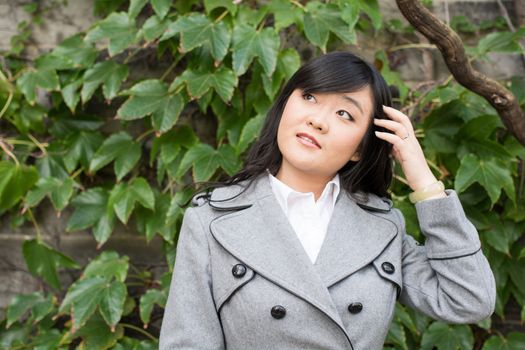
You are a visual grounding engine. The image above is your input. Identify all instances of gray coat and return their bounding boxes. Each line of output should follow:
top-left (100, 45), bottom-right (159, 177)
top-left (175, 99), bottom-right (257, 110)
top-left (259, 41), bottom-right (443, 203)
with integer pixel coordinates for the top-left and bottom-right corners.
top-left (159, 175), bottom-right (496, 350)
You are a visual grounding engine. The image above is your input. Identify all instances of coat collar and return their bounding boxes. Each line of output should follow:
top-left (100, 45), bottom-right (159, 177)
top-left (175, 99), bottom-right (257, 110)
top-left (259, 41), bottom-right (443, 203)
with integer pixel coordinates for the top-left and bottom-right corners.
top-left (208, 175), bottom-right (398, 343)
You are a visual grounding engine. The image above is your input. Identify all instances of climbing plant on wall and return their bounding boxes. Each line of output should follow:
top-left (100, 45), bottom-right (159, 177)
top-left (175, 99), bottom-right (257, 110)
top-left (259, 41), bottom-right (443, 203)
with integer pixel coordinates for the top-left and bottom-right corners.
top-left (1, 0), bottom-right (525, 348)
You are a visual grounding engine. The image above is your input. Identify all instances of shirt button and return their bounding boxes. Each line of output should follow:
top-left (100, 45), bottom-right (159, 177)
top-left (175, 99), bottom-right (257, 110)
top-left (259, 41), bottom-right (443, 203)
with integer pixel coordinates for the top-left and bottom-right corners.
top-left (381, 262), bottom-right (395, 274)
top-left (271, 305), bottom-right (286, 319)
top-left (347, 302), bottom-right (363, 314)
top-left (231, 264), bottom-right (247, 278)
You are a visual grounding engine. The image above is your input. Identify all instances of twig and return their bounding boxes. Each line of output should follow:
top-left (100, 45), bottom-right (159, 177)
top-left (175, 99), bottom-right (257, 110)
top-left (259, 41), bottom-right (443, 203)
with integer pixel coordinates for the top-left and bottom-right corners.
top-left (496, 0), bottom-right (516, 32)
top-left (120, 323), bottom-right (157, 341)
top-left (0, 137), bottom-right (20, 166)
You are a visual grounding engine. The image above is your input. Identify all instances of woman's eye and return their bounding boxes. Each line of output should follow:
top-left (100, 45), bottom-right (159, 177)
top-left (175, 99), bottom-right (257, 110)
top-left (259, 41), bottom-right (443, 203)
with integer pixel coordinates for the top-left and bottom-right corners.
top-left (302, 93), bottom-right (316, 102)
top-left (337, 110), bottom-right (354, 121)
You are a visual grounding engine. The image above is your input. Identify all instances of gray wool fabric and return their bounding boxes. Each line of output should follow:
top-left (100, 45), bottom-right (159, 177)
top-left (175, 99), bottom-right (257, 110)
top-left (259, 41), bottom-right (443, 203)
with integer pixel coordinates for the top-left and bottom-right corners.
top-left (159, 175), bottom-right (496, 350)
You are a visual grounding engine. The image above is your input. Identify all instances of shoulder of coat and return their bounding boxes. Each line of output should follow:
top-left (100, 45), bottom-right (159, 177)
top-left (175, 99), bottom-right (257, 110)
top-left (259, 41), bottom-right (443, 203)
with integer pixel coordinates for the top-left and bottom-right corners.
top-left (191, 191), bottom-right (212, 207)
top-left (352, 191), bottom-right (393, 213)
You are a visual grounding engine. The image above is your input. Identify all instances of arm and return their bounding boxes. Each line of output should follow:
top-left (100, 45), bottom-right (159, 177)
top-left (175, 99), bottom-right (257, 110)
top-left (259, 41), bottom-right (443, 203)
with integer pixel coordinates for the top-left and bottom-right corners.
top-left (159, 207), bottom-right (225, 350)
top-left (397, 191), bottom-right (496, 323)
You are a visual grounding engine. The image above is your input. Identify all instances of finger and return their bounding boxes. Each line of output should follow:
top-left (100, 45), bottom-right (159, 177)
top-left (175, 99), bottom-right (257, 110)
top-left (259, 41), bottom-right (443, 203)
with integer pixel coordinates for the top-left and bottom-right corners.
top-left (374, 118), bottom-right (409, 139)
top-left (382, 106), bottom-right (415, 136)
top-left (374, 130), bottom-right (408, 149)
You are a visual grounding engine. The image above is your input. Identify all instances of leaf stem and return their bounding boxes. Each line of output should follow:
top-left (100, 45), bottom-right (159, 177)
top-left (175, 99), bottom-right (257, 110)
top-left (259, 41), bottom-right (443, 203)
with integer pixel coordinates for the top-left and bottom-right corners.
top-left (121, 322), bottom-right (157, 341)
top-left (257, 17), bottom-right (267, 32)
top-left (27, 207), bottom-right (42, 241)
top-left (0, 91), bottom-right (13, 119)
top-left (0, 137), bottom-right (20, 166)
top-left (394, 174), bottom-right (409, 186)
top-left (137, 129), bottom-right (155, 142)
top-left (389, 43), bottom-right (436, 52)
top-left (214, 10), bottom-right (229, 24)
top-left (71, 167), bottom-right (83, 179)
top-left (27, 133), bottom-right (48, 156)
top-left (289, 0), bottom-right (305, 10)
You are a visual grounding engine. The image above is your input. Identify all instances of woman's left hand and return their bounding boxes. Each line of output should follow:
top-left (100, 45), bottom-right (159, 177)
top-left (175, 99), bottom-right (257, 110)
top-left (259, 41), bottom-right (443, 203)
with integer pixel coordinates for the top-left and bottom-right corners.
top-left (374, 106), bottom-right (445, 194)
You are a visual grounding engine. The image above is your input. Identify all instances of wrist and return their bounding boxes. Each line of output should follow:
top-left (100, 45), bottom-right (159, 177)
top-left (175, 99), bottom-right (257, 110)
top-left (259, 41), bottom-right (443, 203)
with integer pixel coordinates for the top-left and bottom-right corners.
top-left (409, 181), bottom-right (446, 203)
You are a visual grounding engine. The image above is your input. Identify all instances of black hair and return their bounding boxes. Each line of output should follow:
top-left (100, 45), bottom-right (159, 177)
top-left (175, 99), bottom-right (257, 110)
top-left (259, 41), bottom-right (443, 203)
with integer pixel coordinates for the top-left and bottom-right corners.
top-left (218, 51), bottom-right (394, 198)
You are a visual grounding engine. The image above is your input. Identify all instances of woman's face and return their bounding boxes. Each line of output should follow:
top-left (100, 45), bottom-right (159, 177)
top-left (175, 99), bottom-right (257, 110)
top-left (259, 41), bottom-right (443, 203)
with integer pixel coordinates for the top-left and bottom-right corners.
top-left (276, 87), bottom-right (374, 181)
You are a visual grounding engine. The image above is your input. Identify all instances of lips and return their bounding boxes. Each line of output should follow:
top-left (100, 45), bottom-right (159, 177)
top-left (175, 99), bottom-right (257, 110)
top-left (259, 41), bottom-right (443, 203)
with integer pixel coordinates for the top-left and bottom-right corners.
top-left (296, 132), bottom-right (321, 149)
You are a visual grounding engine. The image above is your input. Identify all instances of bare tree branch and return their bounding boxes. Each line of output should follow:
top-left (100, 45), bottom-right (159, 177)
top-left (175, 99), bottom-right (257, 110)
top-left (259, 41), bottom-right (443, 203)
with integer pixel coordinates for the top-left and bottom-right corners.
top-left (515, 0), bottom-right (525, 27)
top-left (395, 0), bottom-right (525, 147)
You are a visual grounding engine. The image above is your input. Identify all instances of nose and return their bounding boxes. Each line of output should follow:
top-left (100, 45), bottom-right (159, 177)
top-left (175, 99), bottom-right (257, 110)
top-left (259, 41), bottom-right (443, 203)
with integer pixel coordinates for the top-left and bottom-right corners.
top-left (306, 113), bottom-right (329, 133)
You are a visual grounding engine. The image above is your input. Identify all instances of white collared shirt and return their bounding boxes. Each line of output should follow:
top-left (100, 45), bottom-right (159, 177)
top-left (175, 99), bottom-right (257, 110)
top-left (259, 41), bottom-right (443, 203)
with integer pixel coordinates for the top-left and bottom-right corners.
top-left (268, 172), bottom-right (340, 264)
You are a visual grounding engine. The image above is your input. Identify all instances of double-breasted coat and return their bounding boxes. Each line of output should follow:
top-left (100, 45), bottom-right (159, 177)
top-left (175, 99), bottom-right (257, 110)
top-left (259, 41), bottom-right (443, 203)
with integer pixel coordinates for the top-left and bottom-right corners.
top-left (159, 175), bottom-right (496, 349)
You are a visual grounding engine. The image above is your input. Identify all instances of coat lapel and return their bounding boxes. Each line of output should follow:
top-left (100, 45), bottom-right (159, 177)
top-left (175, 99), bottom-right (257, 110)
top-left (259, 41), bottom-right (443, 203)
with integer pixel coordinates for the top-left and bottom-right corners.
top-left (313, 191), bottom-right (398, 287)
top-left (208, 175), bottom-right (398, 343)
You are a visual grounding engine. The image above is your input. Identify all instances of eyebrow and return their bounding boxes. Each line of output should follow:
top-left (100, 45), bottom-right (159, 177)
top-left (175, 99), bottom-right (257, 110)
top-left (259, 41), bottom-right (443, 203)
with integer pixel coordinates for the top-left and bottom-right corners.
top-left (340, 95), bottom-right (364, 115)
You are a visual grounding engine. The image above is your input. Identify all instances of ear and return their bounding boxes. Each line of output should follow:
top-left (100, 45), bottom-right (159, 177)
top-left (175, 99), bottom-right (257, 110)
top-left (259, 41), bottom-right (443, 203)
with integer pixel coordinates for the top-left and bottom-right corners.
top-left (350, 152), bottom-right (360, 161)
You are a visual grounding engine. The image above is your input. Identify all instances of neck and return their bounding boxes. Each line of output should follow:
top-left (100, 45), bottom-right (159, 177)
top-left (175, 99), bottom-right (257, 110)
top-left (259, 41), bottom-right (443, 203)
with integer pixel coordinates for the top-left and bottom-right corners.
top-left (275, 168), bottom-right (334, 200)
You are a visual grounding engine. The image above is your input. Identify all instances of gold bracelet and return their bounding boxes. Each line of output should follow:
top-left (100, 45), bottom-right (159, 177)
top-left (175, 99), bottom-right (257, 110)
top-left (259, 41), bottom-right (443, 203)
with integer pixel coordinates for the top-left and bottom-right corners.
top-left (409, 181), bottom-right (445, 204)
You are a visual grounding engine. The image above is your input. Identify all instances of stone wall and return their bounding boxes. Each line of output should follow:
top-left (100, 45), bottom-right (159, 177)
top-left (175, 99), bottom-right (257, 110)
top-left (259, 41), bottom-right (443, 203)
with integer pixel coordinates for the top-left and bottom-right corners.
top-left (1, 1), bottom-right (524, 330)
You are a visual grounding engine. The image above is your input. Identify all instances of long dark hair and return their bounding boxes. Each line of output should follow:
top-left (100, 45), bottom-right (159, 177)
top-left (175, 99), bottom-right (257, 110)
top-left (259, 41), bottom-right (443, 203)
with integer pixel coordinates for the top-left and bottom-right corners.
top-left (218, 51), bottom-right (393, 198)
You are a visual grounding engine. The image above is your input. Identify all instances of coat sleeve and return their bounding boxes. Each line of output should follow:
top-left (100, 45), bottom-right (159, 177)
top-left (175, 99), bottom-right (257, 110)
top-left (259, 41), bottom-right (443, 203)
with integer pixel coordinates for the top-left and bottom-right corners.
top-left (397, 190), bottom-right (496, 324)
top-left (159, 207), bottom-right (225, 350)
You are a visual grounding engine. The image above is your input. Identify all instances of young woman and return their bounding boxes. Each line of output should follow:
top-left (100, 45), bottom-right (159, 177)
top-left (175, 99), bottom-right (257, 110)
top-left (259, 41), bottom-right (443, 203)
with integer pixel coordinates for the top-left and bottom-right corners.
top-left (159, 52), bottom-right (496, 350)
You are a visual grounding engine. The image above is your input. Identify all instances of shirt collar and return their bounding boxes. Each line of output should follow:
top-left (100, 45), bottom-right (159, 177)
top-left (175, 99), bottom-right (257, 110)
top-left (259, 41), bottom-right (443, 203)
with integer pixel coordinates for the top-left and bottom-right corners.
top-left (267, 171), bottom-right (340, 214)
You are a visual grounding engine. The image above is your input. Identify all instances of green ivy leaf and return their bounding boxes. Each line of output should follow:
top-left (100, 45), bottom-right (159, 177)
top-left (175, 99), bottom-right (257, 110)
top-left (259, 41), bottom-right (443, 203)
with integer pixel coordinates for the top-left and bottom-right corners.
top-left (232, 24), bottom-right (280, 76)
top-left (151, 93), bottom-right (185, 133)
top-left (151, 0), bottom-right (172, 20)
top-left (63, 131), bottom-right (104, 173)
top-left (0, 161), bottom-right (39, 214)
top-left (6, 292), bottom-right (54, 328)
top-left (62, 80), bottom-right (82, 112)
top-left (455, 154), bottom-right (515, 205)
top-left (12, 102), bottom-right (46, 135)
top-left (349, 0), bottom-right (382, 30)
top-left (66, 188), bottom-right (116, 246)
top-left (150, 125), bottom-right (198, 166)
top-left (59, 276), bottom-right (106, 330)
top-left (204, 0), bottom-right (238, 15)
top-left (83, 251), bottom-right (129, 283)
top-left (129, 0), bottom-right (148, 18)
top-left (81, 61), bottom-right (129, 103)
top-left (22, 239), bottom-right (79, 289)
top-left (386, 319), bottom-right (407, 350)
top-left (118, 79), bottom-right (185, 133)
top-left (89, 132), bottom-right (141, 181)
top-left (303, 2), bottom-right (356, 52)
top-left (25, 177), bottom-right (75, 212)
top-left (85, 12), bottom-right (138, 56)
top-left (420, 322), bottom-right (473, 350)
top-left (237, 113), bottom-right (265, 153)
top-left (457, 114), bottom-right (503, 141)
top-left (139, 289), bottom-right (167, 327)
top-left (99, 281), bottom-right (127, 328)
top-left (170, 14), bottom-right (231, 63)
top-left (136, 192), bottom-right (177, 242)
top-left (109, 177), bottom-right (155, 224)
top-left (50, 34), bottom-right (98, 69)
top-left (180, 67), bottom-right (237, 102)
top-left (17, 69), bottom-right (60, 104)
top-left (266, 0), bottom-right (303, 31)
top-left (482, 332), bottom-right (525, 350)
top-left (141, 15), bottom-right (170, 41)
top-left (476, 30), bottom-right (525, 57)
top-left (75, 313), bottom-right (125, 349)
top-left (177, 143), bottom-right (240, 181)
